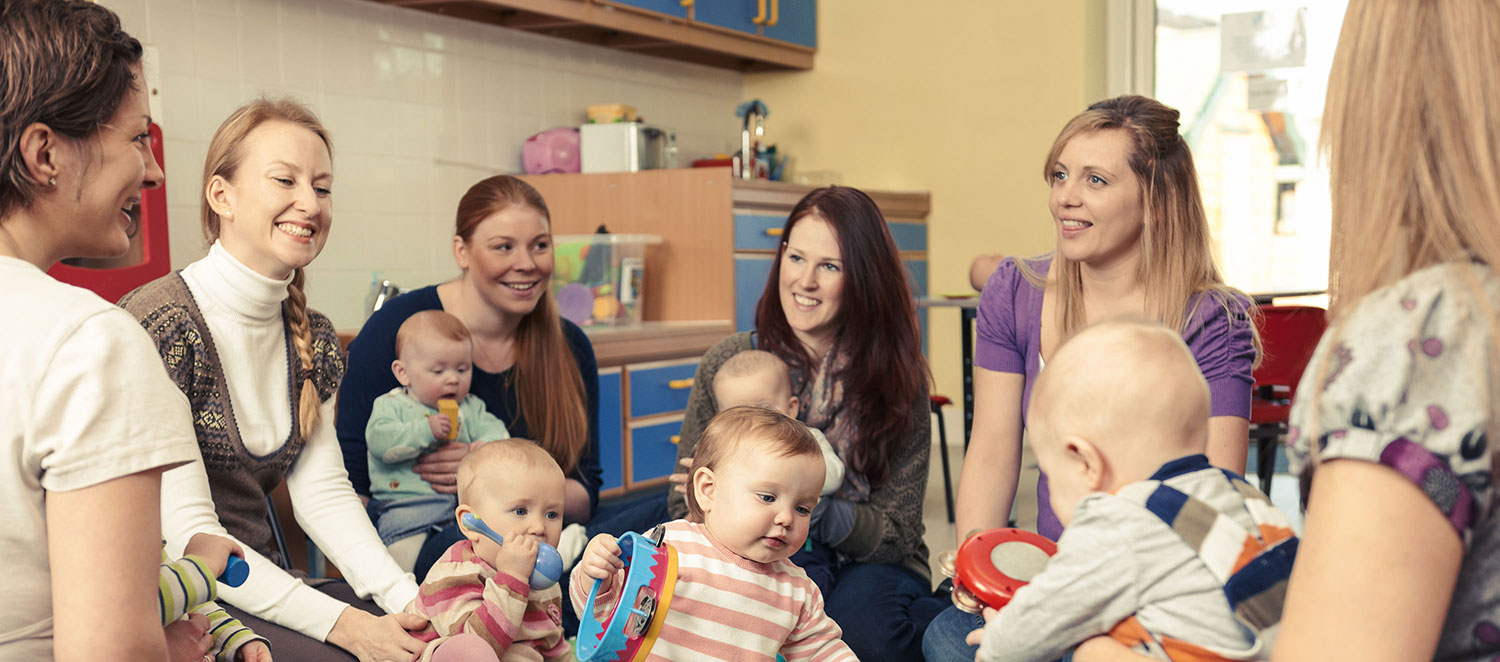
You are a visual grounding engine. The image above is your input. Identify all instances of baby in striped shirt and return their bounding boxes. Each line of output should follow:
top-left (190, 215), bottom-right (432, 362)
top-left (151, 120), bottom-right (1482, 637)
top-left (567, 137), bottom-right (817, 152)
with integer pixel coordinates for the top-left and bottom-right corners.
top-left (573, 406), bottom-right (858, 661)
top-left (406, 440), bottom-right (570, 662)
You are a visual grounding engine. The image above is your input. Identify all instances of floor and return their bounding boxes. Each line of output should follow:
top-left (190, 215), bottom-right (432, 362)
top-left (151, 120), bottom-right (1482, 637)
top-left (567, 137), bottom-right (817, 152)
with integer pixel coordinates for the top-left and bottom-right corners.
top-left (919, 409), bottom-right (1304, 582)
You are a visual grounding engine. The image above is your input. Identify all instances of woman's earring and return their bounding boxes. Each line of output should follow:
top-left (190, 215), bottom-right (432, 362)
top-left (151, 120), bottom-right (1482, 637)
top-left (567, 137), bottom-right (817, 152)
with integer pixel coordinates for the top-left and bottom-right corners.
top-left (47, 177), bottom-right (56, 187)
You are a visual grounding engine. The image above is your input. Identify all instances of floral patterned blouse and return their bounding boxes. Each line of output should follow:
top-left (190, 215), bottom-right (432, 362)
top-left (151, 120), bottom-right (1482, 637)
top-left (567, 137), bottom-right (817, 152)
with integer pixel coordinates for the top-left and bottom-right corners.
top-left (1288, 261), bottom-right (1500, 661)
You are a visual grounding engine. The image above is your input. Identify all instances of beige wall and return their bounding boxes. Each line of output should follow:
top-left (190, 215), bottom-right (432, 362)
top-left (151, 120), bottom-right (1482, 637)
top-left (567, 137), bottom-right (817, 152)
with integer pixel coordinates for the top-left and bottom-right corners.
top-left (744, 1), bottom-right (1108, 402)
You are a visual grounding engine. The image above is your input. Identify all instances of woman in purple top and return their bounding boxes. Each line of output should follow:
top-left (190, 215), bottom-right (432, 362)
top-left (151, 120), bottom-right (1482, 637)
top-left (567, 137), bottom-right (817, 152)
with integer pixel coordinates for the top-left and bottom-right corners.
top-left (924, 95), bottom-right (1258, 662)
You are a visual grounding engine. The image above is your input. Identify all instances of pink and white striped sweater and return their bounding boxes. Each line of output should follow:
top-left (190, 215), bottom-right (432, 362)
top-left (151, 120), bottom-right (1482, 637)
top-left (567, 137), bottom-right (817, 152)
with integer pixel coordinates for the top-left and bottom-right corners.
top-left (569, 520), bottom-right (857, 662)
top-left (409, 539), bottom-right (570, 662)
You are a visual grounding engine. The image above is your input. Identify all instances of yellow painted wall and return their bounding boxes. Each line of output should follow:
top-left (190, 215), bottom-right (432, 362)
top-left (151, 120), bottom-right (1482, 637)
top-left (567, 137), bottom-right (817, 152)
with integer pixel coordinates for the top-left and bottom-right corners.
top-left (745, 1), bottom-right (1108, 402)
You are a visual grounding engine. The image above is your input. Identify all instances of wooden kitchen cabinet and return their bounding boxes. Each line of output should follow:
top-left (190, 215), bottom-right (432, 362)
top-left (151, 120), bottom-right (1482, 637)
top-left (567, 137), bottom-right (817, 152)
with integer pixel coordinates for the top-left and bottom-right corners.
top-left (368, 0), bottom-right (815, 71)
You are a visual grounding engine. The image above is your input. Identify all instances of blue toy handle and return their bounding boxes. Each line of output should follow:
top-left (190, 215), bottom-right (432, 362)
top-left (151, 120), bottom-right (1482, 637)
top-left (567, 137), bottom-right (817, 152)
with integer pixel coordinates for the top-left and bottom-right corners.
top-left (460, 512), bottom-right (564, 590)
top-left (220, 554), bottom-right (249, 588)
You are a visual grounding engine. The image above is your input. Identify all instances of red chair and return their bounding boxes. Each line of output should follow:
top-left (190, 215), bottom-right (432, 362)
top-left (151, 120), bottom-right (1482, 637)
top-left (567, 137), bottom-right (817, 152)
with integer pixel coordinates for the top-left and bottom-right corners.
top-left (1249, 305), bottom-right (1328, 494)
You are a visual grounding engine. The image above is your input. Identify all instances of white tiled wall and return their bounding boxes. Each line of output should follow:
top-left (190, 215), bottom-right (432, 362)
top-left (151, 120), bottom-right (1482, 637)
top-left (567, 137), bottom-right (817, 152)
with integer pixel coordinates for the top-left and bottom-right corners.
top-left (99, 0), bottom-right (745, 328)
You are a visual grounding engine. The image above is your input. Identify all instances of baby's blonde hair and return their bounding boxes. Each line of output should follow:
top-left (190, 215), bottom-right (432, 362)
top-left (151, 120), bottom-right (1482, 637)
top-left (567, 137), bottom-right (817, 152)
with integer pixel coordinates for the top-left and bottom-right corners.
top-left (395, 310), bottom-right (471, 359)
top-left (457, 439), bottom-right (562, 504)
top-left (1030, 318), bottom-right (1209, 467)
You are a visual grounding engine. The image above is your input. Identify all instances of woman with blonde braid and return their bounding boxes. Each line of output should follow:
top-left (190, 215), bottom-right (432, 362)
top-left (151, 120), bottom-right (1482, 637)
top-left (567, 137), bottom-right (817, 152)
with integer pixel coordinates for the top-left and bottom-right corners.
top-left (121, 99), bottom-right (425, 662)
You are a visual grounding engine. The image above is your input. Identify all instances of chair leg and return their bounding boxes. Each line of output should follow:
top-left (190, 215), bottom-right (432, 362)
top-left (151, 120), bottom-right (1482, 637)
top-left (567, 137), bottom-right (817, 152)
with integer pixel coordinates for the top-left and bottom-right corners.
top-left (1255, 427), bottom-right (1278, 496)
top-left (935, 407), bottom-right (955, 523)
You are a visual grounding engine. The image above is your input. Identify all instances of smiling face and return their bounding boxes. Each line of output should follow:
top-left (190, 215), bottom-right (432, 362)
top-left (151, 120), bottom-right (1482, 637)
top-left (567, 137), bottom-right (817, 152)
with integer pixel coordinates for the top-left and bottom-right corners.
top-left (209, 120), bottom-right (333, 280)
top-left (392, 334), bottom-right (473, 409)
top-left (57, 65), bottom-right (163, 260)
top-left (694, 439), bottom-right (824, 564)
top-left (1048, 129), bottom-right (1146, 273)
top-left (454, 204), bottom-right (554, 323)
top-left (777, 215), bottom-right (845, 357)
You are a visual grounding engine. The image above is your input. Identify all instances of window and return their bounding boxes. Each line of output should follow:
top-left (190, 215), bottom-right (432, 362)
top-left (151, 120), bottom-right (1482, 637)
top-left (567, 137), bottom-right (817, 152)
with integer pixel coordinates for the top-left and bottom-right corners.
top-left (1151, 1), bottom-right (1349, 296)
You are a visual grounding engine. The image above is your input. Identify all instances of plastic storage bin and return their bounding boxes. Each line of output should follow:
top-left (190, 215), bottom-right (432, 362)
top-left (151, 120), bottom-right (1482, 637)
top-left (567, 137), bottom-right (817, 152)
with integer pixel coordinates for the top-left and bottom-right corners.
top-left (551, 234), bottom-right (662, 327)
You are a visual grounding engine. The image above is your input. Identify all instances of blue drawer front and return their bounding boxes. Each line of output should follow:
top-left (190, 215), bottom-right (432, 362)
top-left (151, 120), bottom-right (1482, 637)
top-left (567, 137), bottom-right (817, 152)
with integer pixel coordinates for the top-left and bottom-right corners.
top-left (692, 0), bottom-right (761, 36)
top-left (628, 362), bottom-right (699, 418)
top-left (631, 419), bottom-right (685, 484)
top-left (905, 258), bottom-right (928, 297)
top-left (761, 0), bottom-right (816, 48)
top-left (597, 371), bottom-right (624, 491)
top-left (888, 222), bottom-right (927, 252)
top-left (735, 255), bottom-right (775, 332)
top-left (734, 213), bottom-right (788, 251)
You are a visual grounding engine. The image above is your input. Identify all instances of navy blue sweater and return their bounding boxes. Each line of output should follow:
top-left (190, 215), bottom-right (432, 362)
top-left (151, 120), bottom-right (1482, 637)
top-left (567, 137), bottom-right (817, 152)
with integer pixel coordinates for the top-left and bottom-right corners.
top-left (336, 285), bottom-right (602, 516)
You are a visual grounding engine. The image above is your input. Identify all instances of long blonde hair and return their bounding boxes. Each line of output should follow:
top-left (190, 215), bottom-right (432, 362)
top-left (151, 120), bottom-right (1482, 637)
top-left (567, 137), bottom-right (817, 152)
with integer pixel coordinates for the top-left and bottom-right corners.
top-left (454, 175), bottom-right (587, 474)
top-left (1312, 0), bottom-right (1500, 468)
top-left (201, 98), bottom-right (333, 440)
top-left (1023, 95), bottom-right (1259, 358)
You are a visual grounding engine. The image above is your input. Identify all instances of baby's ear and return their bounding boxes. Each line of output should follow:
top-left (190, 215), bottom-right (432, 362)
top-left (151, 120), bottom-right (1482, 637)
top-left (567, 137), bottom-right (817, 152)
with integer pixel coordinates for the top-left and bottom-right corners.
top-left (454, 504), bottom-right (482, 544)
top-left (692, 467), bottom-right (718, 513)
top-left (392, 359), bottom-right (410, 386)
top-left (1065, 436), bottom-right (1109, 491)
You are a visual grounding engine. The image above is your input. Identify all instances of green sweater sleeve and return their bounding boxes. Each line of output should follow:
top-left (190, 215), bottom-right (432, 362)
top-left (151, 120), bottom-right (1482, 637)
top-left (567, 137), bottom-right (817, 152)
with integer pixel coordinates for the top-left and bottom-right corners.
top-left (367, 392), bottom-right (440, 464)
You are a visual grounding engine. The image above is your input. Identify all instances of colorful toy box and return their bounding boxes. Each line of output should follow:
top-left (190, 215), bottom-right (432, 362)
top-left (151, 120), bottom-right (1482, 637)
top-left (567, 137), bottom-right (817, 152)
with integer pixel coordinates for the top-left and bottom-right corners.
top-left (551, 234), bottom-right (661, 327)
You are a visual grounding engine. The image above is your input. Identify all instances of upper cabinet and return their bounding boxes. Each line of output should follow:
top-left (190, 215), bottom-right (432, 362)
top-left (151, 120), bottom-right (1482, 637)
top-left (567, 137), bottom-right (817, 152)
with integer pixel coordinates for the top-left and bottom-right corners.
top-left (366, 0), bottom-right (816, 71)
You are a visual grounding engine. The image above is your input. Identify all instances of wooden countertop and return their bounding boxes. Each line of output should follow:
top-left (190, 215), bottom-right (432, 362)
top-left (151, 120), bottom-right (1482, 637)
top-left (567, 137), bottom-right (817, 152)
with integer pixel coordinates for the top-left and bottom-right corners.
top-left (585, 320), bottom-right (734, 367)
top-left (340, 320), bottom-right (734, 367)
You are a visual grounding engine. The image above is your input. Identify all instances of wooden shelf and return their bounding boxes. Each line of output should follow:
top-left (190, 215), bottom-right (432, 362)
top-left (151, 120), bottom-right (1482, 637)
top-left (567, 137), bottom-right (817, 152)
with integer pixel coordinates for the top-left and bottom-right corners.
top-left (585, 320), bottom-right (732, 367)
top-left (371, 0), bottom-right (814, 72)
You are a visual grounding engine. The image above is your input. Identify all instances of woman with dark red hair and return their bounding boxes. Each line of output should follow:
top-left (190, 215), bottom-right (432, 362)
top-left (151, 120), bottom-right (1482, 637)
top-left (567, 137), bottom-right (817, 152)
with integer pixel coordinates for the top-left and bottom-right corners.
top-left (667, 186), bottom-right (942, 661)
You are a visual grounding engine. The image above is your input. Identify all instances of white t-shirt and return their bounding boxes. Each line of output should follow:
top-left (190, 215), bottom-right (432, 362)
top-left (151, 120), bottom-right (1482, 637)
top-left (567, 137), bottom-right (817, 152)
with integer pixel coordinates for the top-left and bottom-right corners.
top-left (0, 257), bottom-right (199, 658)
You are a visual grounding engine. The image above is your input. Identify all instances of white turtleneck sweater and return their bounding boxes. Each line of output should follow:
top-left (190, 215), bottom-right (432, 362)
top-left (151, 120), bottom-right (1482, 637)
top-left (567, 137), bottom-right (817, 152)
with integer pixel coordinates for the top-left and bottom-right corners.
top-left (160, 242), bottom-right (418, 640)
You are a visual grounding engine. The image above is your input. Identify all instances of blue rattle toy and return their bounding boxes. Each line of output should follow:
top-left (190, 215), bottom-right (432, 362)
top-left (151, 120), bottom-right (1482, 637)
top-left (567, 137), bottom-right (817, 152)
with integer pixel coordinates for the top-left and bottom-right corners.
top-left (460, 512), bottom-right (565, 590)
top-left (575, 526), bottom-right (679, 662)
top-left (220, 554), bottom-right (249, 587)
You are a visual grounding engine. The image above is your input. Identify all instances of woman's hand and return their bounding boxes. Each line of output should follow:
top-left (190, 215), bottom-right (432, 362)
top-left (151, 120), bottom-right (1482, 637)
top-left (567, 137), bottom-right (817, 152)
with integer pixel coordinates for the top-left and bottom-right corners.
top-left (667, 457), bottom-right (692, 495)
top-left (412, 442), bottom-right (472, 494)
top-left (326, 607), bottom-right (428, 662)
top-left (165, 613), bottom-right (213, 662)
top-left (237, 640), bottom-right (273, 662)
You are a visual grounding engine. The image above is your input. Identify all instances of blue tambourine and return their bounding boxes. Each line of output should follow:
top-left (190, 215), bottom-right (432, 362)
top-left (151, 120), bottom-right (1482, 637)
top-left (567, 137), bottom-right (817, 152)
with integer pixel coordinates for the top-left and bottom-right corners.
top-left (575, 528), bottom-right (679, 662)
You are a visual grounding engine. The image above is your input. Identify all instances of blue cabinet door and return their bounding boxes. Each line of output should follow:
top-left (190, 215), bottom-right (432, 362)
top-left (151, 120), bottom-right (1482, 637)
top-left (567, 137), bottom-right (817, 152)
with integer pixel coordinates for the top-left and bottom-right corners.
top-left (630, 419), bottom-right (685, 484)
top-left (905, 259), bottom-right (929, 354)
top-left (602, 0), bottom-right (688, 19)
top-left (761, 0), bottom-right (816, 48)
top-left (627, 361), bottom-right (699, 419)
top-left (597, 369), bottom-right (624, 492)
top-left (693, 0), bottom-right (761, 36)
top-left (735, 254), bottom-right (775, 332)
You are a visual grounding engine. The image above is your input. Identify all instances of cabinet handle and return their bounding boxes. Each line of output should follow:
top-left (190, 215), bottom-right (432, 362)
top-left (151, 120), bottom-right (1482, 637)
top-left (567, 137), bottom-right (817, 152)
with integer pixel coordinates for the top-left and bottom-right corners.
top-left (752, 0), bottom-right (767, 25)
top-left (767, 0), bottom-right (779, 26)
top-left (765, 227), bottom-right (784, 237)
top-left (680, 0), bottom-right (693, 5)
top-left (670, 435), bottom-right (681, 445)
top-left (667, 378), bottom-right (695, 390)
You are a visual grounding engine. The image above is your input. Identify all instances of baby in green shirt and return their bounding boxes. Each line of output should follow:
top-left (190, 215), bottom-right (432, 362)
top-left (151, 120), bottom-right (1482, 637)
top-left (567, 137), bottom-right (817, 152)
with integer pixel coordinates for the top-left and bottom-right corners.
top-left (367, 310), bottom-right (510, 571)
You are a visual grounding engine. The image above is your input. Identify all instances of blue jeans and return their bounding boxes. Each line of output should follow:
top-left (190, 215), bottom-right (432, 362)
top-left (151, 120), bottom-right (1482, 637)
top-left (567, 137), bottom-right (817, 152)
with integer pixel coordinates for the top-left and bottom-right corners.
top-left (826, 563), bottom-right (947, 662)
top-left (922, 605), bottom-right (984, 661)
top-left (368, 494), bottom-right (457, 546)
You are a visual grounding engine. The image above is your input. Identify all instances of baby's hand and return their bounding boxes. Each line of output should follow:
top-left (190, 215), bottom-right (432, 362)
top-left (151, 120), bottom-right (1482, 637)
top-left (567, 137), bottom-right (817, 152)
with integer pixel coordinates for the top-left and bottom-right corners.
top-left (494, 535), bottom-right (539, 585)
top-left (428, 414), bottom-right (452, 441)
top-left (578, 534), bottom-right (624, 591)
top-left (184, 532), bottom-right (242, 579)
top-left (238, 640), bottom-right (272, 662)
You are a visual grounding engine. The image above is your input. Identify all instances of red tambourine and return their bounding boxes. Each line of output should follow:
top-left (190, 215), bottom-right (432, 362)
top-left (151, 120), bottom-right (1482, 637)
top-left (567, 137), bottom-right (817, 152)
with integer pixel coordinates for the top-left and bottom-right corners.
top-left (938, 528), bottom-right (1057, 613)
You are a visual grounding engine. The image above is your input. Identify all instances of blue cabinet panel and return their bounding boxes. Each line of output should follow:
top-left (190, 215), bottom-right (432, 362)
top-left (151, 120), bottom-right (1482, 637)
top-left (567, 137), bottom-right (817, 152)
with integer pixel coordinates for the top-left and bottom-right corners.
top-left (761, 0), bottom-right (816, 48)
top-left (603, 0), bottom-right (688, 19)
top-left (631, 419), bottom-right (685, 484)
top-left (734, 213), bottom-right (788, 251)
top-left (597, 370), bottom-right (624, 491)
top-left (692, 0), bottom-right (761, 36)
top-left (628, 362), bottom-right (699, 418)
top-left (888, 222), bottom-right (927, 252)
top-left (906, 259), bottom-right (929, 354)
top-left (735, 255), bottom-right (775, 332)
